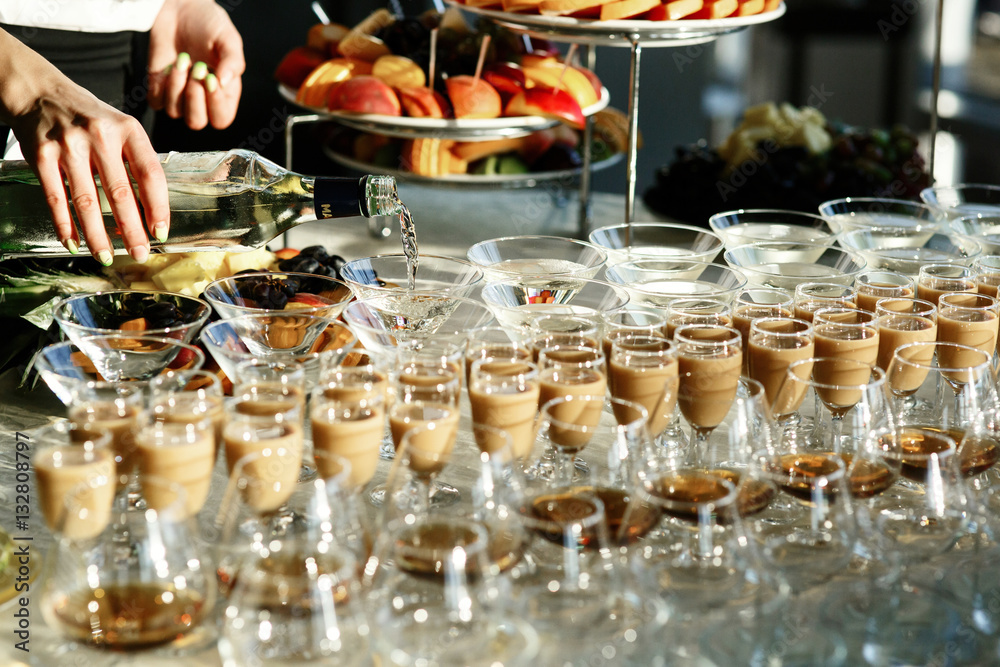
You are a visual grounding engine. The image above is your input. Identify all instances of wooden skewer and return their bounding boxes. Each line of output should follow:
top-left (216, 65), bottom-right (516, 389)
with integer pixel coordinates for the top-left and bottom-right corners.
top-left (556, 44), bottom-right (578, 90)
top-left (473, 34), bottom-right (491, 85)
top-left (428, 28), bottom-right (438, 89)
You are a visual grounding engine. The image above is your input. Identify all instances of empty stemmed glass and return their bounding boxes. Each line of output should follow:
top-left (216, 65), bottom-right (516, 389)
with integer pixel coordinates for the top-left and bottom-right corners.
top-left (511, 489), bottom-right (667, 664)
top-left (366, 514), bottom-right (539, 666)
top-left (674, 324), bottom-right (742, 464)
top-left (884, 341), bottom-right (1000, 490)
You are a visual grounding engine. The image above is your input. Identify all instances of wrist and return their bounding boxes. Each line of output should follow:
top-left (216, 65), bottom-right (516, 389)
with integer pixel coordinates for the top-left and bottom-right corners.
top-left (0, 30), bottom-right (67, 125)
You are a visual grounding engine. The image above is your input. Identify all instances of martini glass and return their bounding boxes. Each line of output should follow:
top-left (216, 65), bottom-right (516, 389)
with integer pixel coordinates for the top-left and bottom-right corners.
top-left (724, 242), bottom-right (867, 291)
top-left (604, 259), bottom-right (747, 309)
top-left (948, 214), bottom-right (1000, 255)
top-left (353, 293), bottom-right (496, 346)
top-left (340, 253), bottom-right (484, 298)
top-left (53, 290), bottom-right (210, 344)
top-left (203, 271), bottom-right (353, 319)
top-left (481, 276), bottom-right (629, 334)
top-left (588, 221), bottom-right (725, 264)
top-left (709, 208), bottom-right (838, 248)
top-left (921, 183), bottom-right (1000, 219)
top-left (817, 197), bottom-right (944, 235)
top-left (34, 335), bottom-right (205, 401)
top-left (199, 314), bottom-right (356, 386)
top-left (467, 235), bottom-right (607, 280)
top-left (838, 228), bottom-right (982, 276)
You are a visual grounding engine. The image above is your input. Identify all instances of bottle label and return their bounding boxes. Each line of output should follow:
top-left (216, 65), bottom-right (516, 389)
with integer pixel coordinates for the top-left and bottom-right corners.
top-left (313, 178), bottom-right (364, 219)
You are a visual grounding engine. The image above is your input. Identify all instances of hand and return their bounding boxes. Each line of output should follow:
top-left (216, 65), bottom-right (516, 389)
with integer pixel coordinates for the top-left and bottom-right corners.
top-left (148, 0), bottom-right (245, 130)
top-left (0, 31), bottom-right (167, 264)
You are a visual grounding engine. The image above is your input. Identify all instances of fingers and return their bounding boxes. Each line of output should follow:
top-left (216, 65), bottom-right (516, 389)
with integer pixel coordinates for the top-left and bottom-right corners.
top-left (123, 131), bottom-right (170, 245)
top-left (164, 52), bottom-right (191, 119)
top-left (184, 62), bottom-right (209, 130)
top-left (34, 146), bottom-right (79, 254)
top-left (61, 140), bottom-right (114, 265)
top-left (92, 125), bottom-right (149, 263)
top-left (206, 73), bottom-right (241, 129)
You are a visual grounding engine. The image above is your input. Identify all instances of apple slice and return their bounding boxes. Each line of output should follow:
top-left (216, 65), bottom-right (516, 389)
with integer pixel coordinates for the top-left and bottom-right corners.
top-left (517, 129), bottom-right (556, 165)
top-left (483, 63), bottom-right (526, 102)
top-left (736, 0), bottom-right (765, 15)
top-left (688, 0), bottom-right (738, 18)
top-left (501, 0), bottom-right (544, 11)
top-left (451, 137), bottom-right (527, 162)
top-left (521, 54), bottom-right (560, 69)
top-left (397, 86), bottom-right (451, 119)
top-left (539, 0), bottom-right (606, 17)
top-left (296, 58), bottom-right (370, 108)
top-left (763, 0), bottom-right (781, 11)
top-left (647, 0), bottom-right (704, 19)
top-left (506, 87), bottom-right (585, 130)
top-left (372, 55), bottom-right (426, 89)
top-left (522, 64), bottom-right (600, 109)
top-left (328, 76), bottom-right (401, 116)
top-left (445, 76), bottom-right (502, 120)
top-left (600, 0), bottom-right (661, 20)
top-left (274, 47), bottom-right (327, 89)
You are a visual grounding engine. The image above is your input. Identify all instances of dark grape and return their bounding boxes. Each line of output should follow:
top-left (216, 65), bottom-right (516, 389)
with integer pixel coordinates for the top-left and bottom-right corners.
top-left (299, 245), bottom-right (331, 264)
top-left (277, 258), bottom-right (301, 273)
top-left (329, 255), bottom-right (347, 272)
top-left (143, 301), bottom-right (182, 329)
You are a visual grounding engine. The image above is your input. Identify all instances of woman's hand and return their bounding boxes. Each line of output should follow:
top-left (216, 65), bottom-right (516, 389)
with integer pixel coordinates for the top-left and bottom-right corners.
top-left (0, 30), bottom-right (168, 264)
top-left (147, 0), bottom-right (245, 130)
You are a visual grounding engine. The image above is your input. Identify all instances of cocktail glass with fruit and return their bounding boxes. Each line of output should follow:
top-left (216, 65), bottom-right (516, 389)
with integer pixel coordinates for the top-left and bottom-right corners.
top-left (54, 291), bottom-right (210, 346)
top-left (200, 314), bottom-right (356, 386)
top-left (204, 271), bottom-right (353, 320)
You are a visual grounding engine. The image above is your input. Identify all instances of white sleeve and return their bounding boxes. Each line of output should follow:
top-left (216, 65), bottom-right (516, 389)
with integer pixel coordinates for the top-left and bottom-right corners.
top-left (0, 0), bottom-right (167, 33)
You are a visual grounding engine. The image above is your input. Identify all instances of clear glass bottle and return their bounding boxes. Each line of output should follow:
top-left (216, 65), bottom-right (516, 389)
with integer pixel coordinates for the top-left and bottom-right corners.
top-left (0, 149), bottom-right (400, 259)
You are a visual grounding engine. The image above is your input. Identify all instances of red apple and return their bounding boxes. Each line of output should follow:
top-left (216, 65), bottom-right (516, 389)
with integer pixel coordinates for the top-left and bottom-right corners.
top-left (573, 66), bottom-right (603, 97)
top-left (397, 86), bottom-right (451, 119)
top-left (168, 347), bottom-right (197, 370)
top-left (328, 76), bottom-right (401, 116)
top-left (274, 46), bottom-right (327, 89)
top-left (506, 86), bottom-right (585, 129)
top-left (517, 129), bottom-right (557, 166)
top-left (286, 293), bottom-right (335, 309)
top-left (445, 75), bottom-right (502, 120)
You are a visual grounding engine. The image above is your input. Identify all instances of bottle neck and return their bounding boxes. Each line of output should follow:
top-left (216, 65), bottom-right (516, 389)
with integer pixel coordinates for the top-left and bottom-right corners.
top-left (306, 175), bottom-right (399, 220)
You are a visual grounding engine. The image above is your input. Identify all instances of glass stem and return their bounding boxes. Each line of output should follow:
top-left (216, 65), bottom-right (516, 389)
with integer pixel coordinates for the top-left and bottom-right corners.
top-left (554, 450), bottom-right (576, 486)
top-left (690, 427), bottom-right (713, 467)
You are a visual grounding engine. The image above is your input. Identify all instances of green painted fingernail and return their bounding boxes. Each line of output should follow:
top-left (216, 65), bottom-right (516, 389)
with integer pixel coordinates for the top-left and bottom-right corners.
top-left (205, 73), bottom-right (219, 93)
top-left (191, 61), bottom-right (208, 81)
top-left (154, 224), bottom-right (168, 242)
top-left (162, 63), bottom-right (173, 75)
top-left (63, 238), bottom-right (79, 254)
top-left (176, 52), bottom-right (191, 69)
top-left (97, 250), bottom-right (113, 266)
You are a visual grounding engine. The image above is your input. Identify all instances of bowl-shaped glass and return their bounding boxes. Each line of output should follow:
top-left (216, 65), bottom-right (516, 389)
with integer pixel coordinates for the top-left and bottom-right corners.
top-left (587, 222), bottom-right (725, 265)
top-left (817, 197), bottom-right (944, 235)
top-left (838, 228), bottom-right (982, 275)
top-left (949, 215), bottom-right (1000, 254)
top-left (604, 259), bottom-right (747, 307)
top-left (480, 276), bottom-right (629, 331)
top-left (54, 291), bottom-right (210, 344)
top-left (921, 183), bottom-right (1000, 220)
top-left (466, 235), bottom-right (607, 281)
top-left (724, 242), bottom-right (867, 290)
top-left (709, 209), bottom-right (838, 248)
top-left (203, 271), bottom-right (353, 320)
top-left (199, 314), bottom-right (356, 383)
top-left (340, 254), bottom-right (483, 299)
top-left (348, 294), bottom-right (496, 345)
top-left (34, 336), bottom-right (205, 403)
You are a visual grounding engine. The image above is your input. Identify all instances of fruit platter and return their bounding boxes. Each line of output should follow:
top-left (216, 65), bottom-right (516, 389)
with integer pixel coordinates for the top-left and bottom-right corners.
top-left (643, 102), bottom-right (933, 225)
top-left (445, 0), bottom-right (786, 46)
top-left (320, 109), bottom-right (628, 185)
top-left (275, 8), bottom-right (610, 139)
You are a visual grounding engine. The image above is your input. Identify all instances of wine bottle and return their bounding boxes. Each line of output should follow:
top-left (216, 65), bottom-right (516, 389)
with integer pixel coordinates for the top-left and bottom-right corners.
top-left (0, 149), bottom-right (400, 259)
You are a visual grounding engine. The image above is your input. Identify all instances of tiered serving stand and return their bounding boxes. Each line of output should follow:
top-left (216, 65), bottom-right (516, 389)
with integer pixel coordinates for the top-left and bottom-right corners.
top-left (445, 2), bottom-right (786, 236)
top-left (280, 78), bottom-right (614, 239)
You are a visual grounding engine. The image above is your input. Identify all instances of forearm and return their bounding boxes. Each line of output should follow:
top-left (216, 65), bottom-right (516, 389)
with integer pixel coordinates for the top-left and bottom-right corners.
top-left (0, 27), bottom-right (78, 126)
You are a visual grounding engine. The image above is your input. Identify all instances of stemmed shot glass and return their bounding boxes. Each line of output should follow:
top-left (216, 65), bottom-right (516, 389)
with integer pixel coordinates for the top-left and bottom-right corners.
top-left (854, 270), bottom-right (915, 312)
top-left (674, 324), bottom-right (742, 463)
top-left (875, 297), bottom-right (937, 372)
top-left (747, 317), bottom-right (814, 409)
top-left (68, 382), bottom-right (145, 493)
top-left (469, 358), bottom-right (540, 461)
top-left (794, 282), bottom-right (857, 322)
top-left (310, 391), bottom-right (385, 493)
top-left (916, 263), bottom-right (977, 305)
top-left (607, 334), bottom-right (678, 445)
top-left (664, 296), bottom-right (731, 339)
top-left (973, 254), bottom-right (1000, 296)
top-left (936, 292), bottom-right (1000, 361)
top-left (812, 307), bottom-right (879, 368)
top-left (464, 325), bottom-right (531, 386)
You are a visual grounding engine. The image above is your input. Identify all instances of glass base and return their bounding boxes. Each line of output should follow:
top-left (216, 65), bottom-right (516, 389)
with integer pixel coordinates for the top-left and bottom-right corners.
top-left (368, 481), bottom-right (461, 509)
top-left (522, 448), bottom-right (590, 483)
top-left (379, 438), bottom-right (395, 461)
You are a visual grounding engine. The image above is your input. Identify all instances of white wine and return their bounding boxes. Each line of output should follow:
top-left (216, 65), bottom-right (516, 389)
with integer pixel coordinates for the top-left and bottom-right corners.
top-left (0, 149), bottom-right (402, 258)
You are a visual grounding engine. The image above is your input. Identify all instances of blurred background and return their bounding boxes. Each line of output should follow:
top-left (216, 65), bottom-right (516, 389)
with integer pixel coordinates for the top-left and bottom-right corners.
top-left (152, 0), bottom-right (999, 198)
